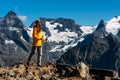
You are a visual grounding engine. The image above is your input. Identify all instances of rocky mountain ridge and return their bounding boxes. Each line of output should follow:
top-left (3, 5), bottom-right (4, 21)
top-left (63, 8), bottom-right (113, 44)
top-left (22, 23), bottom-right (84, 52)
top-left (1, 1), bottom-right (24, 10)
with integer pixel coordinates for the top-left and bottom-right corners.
top-left (0, 62), bottom-right (119, 80)
top-left (57, 17), bottom-right (120, 76)
top-left (0, 62), bottom-right (90, 80)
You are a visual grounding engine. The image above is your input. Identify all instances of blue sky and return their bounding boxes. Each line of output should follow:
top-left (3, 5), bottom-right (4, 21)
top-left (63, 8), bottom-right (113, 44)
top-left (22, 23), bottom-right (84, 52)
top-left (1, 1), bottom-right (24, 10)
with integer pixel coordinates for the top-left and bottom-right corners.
top-left (0, 0), bottom-right (120, 27)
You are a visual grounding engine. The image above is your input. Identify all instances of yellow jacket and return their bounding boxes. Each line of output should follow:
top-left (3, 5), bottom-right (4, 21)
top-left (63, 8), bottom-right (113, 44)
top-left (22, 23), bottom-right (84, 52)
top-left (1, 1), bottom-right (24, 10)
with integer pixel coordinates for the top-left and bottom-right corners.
top-left (32, 26), bottom-right (46, 46)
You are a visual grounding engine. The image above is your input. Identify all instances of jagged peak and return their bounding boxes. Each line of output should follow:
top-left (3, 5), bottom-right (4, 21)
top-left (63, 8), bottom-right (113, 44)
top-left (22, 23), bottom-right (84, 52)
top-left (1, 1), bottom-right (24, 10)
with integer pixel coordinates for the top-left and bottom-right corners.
top-left (7, 11), bottom-right (16, 16)
top-left (95, 19), bottom-right (106, 31)
top-left (5, 11), bottom-right (17, 19)
top-left (105, 16), bottom-right (120, 35)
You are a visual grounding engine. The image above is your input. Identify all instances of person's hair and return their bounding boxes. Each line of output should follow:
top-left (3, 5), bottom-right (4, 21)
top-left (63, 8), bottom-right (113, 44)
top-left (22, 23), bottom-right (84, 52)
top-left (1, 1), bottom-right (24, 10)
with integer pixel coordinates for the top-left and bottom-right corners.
top-left (35, 20), bottom-right (41, 27)
top-left (35, 20), bottom-right (41, 32)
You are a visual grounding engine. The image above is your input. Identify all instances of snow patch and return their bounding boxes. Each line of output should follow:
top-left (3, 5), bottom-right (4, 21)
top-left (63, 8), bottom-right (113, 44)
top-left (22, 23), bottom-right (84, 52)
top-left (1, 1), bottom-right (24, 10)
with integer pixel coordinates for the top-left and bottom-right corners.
top-left (5, 40), bottom-right (14, 44)
top-left (27, 28), bottom-right (33, 38)
top-left (7, 20), bottom-right (15, 25)
top-left (20, 36), bottom-right (26, 42)
top-left (72, 37), bottom-right (85, 47)
top-left (80, 26), bottom-right (96, 36)
top-left (45, 21), bottom-right (77, 43)
top-left (106, 16), bottom-right (120, 35)
top-left (9, 27), bottom-right (19, 31)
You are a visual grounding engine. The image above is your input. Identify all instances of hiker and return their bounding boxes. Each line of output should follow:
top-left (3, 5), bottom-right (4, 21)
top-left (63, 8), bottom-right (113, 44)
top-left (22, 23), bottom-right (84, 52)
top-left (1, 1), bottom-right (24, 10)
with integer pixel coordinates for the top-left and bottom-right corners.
top-left (27, 19), bottom-right (47, 66)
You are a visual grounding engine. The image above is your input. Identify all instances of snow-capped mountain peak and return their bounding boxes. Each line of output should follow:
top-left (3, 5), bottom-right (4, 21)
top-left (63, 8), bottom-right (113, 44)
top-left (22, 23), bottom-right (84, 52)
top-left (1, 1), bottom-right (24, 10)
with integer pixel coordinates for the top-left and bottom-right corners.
top-left (45, 21), bottom-right (77, 43)
top-left (5, 11), bottom-right (17, 18)
top-left (80, 26), bottom-right (96, 36)
top-left (106, 16), bottom-right (120, 35)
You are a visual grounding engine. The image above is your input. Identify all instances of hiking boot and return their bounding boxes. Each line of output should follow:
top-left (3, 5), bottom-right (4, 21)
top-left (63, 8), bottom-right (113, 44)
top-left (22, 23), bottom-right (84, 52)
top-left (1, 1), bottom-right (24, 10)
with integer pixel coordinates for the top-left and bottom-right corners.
top-left (26, 62), bottom-right (29, 66)
top-left (37, 64), bottom-right (41, 67)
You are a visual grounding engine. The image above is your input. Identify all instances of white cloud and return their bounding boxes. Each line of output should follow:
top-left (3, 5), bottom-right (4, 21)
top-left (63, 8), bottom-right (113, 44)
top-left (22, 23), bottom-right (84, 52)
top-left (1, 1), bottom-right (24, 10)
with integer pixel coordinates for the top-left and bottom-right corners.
top-left (18, 15), bottom-right (27, 22)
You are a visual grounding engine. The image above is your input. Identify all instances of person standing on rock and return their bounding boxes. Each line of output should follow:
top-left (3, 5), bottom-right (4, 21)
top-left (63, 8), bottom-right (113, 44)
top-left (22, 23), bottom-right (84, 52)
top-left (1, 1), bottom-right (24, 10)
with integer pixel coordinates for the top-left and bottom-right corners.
top-left (27, 19), bottom-right (47, 66)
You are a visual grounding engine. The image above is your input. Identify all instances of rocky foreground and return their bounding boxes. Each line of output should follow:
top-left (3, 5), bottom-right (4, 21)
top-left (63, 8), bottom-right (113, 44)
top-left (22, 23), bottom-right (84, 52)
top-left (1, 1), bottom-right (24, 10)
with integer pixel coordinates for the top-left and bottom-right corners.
top-left (0, 62), bottom-right (120, 80)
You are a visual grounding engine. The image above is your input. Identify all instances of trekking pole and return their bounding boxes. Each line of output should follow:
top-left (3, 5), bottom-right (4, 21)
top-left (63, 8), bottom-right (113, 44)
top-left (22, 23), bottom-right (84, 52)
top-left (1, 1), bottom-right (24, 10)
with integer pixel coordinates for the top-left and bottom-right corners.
top-left (43, 34), bottom-right (49, 65)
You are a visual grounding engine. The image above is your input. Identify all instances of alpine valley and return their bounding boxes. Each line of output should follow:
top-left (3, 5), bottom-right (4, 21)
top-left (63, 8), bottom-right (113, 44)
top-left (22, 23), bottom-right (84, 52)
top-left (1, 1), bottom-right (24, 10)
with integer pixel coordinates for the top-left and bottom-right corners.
top-left (1, 11), bottom-right (120, 75)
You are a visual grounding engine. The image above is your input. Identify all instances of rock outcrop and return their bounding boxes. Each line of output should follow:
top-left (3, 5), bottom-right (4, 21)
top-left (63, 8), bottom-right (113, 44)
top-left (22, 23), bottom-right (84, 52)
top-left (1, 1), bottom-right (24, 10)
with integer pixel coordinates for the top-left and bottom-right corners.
top-left (0, 62), bottom-right (119, 80)
top-left (0, 62), bottom-right (91, 80)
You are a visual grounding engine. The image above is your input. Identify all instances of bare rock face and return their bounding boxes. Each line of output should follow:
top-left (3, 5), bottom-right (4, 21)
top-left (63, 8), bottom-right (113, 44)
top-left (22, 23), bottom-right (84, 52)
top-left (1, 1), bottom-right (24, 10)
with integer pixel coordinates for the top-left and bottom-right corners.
top-left (0, 62), bottom-right (120, 80)
top-left (76, 62), bottom-right (90, 79)
top-left (0, 62), bottom-right (91, 80)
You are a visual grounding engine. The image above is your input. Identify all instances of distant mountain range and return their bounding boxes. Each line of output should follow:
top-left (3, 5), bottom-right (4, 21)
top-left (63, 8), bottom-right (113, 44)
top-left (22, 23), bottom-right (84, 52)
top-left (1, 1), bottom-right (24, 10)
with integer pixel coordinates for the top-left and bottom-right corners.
top-left (1, 11), bottom-right (120, 75)
top-left (57, 16), bottom-right (120, 75)
top-left (0, 11), bottom-right (82, 66)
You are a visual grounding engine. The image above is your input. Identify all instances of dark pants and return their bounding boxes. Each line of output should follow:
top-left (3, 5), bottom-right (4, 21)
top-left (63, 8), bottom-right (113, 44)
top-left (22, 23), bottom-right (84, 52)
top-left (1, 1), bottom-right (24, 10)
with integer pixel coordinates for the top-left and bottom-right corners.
top-left (27, 46), bottom-right (42, 65)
